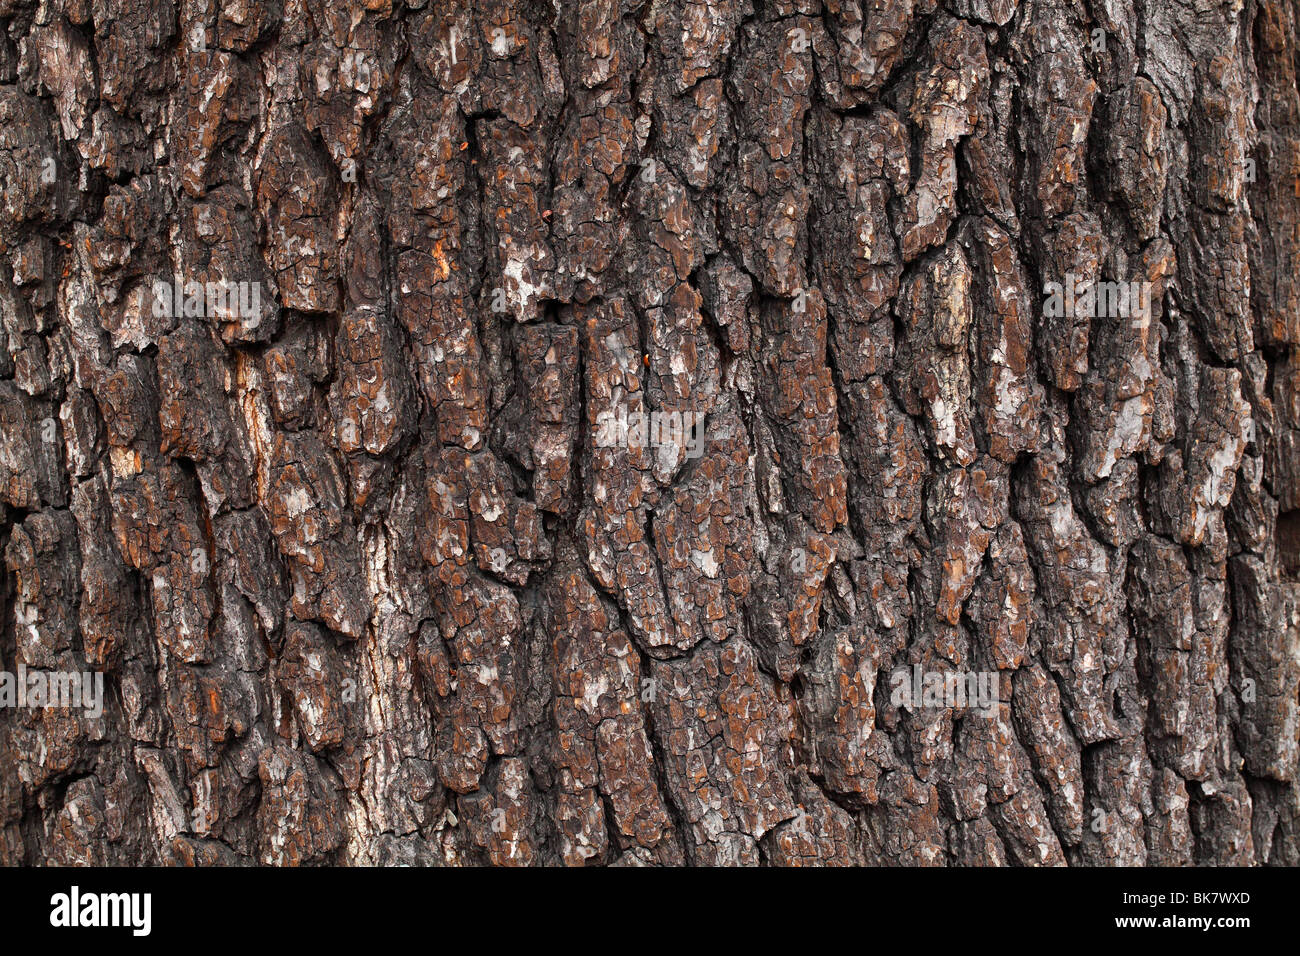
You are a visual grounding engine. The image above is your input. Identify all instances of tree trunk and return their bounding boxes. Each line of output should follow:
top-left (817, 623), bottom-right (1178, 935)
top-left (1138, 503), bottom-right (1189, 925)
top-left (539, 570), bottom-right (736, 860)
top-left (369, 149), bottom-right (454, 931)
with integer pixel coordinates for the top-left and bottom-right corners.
top-left (1, 0), bottom-right (1298, 867)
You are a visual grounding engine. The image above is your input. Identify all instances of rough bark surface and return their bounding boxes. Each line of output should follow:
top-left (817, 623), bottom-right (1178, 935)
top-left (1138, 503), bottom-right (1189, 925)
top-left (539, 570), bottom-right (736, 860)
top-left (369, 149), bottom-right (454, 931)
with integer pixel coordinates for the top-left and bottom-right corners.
top-left (1, 0), bottom-right (1298, 866)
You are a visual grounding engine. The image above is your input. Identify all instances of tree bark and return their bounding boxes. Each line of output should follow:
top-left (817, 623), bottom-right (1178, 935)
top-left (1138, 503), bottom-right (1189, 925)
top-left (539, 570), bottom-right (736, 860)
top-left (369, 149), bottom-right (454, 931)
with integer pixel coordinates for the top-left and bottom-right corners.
top-left (1, 0), bottom-right (1298, 866)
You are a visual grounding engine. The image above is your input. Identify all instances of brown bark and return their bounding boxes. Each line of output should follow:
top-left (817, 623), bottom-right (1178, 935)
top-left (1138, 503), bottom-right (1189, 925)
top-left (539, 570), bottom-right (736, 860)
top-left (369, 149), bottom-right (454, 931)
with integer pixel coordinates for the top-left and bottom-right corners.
top-left (1, 0), bottom-right (1298, 866)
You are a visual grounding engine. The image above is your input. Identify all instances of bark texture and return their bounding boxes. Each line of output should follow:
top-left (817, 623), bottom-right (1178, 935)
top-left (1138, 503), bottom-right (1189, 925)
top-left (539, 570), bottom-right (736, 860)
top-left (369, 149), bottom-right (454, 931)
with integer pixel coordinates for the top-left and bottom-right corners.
top-left (1, 0), bottom-right (1299, 866)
